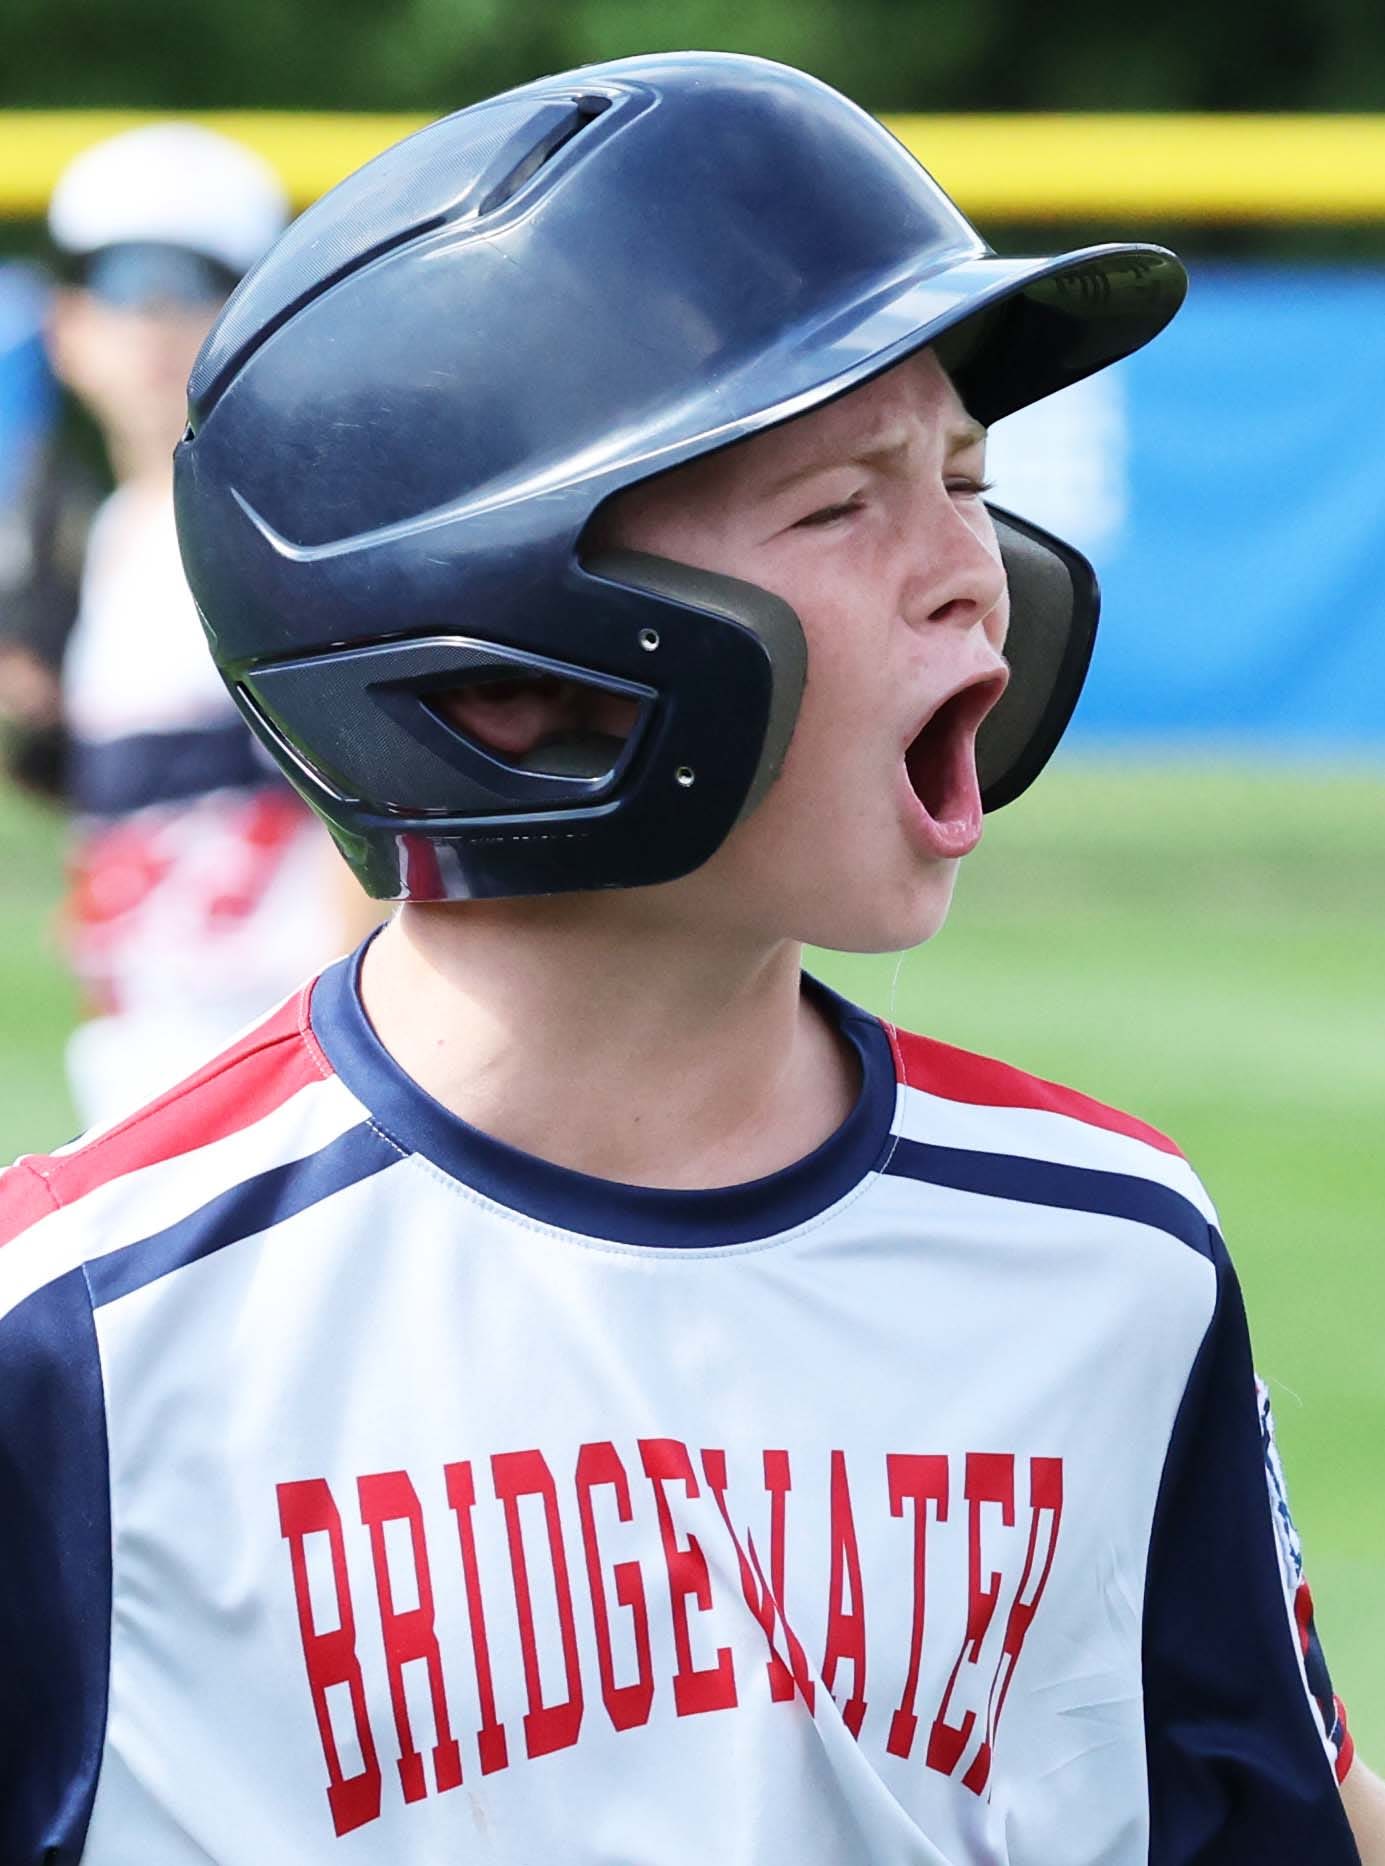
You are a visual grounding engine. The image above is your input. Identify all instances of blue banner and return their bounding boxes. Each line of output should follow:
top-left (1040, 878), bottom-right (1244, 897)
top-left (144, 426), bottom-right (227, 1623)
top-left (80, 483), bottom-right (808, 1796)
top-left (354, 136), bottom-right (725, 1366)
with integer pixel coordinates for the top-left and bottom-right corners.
top-left (989, 264), bottom-right (1385, 749)
top-left (0, 264), bottom-right (54, 510)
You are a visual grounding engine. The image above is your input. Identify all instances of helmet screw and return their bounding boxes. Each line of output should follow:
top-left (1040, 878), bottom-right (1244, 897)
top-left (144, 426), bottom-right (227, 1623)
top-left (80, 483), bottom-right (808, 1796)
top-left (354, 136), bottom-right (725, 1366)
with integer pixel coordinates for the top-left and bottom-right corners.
top-left (675, 765), bottom-right (696, 789)
top-left (638, 628), bottom-right (660, 652)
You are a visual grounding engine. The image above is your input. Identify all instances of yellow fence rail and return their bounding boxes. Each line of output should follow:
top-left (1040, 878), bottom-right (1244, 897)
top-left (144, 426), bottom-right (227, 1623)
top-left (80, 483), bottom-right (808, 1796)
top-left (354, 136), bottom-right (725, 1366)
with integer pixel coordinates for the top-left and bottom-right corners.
top-left (3, 109), bottom-right (1385, 221)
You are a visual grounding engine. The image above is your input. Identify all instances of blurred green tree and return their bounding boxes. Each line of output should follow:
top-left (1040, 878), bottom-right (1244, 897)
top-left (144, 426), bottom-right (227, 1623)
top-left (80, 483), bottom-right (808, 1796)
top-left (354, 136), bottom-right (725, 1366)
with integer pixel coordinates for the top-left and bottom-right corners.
top-left (3, 0), bottom-right (1384, 112)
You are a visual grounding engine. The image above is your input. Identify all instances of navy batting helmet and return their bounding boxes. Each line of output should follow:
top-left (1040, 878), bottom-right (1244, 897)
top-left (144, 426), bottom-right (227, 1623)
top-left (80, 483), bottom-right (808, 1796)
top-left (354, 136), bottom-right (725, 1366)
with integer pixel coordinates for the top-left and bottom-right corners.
top-left (174, 53), bottom-right (1186, 902)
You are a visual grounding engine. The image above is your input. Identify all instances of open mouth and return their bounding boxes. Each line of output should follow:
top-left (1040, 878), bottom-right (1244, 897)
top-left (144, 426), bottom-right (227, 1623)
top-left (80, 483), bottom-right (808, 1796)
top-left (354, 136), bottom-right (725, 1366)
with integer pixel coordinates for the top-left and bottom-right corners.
top-left (902, 672), bottom-right (1008, 852)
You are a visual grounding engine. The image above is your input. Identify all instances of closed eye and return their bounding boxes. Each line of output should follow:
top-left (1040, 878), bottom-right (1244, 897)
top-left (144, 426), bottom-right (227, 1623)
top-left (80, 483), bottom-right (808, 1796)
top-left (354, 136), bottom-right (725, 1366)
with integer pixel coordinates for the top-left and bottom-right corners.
top-left (791, 496), bottom-right (865, 530)
top-left (948, 478), bottom-right (995, 498)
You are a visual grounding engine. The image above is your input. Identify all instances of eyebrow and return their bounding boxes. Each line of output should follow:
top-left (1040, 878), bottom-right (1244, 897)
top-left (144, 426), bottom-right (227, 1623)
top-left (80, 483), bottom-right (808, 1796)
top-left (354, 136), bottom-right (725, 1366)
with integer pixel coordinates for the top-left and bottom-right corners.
top-left (760, 420), bottom-right (987, 499)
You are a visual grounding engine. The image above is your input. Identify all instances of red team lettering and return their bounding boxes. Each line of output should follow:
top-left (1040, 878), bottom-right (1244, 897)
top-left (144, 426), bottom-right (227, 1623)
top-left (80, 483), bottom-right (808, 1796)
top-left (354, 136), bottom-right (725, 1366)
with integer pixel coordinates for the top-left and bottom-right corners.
top-left (277, 1443), bottom-right (1065, 1836)
top-left (701, 1447), bottom-right (815, 1711)
top-left (639, 1437), bottom-right (739, 1716)
top-left (885, 1452), bottom-right (949, 1759)
top-left (441, 1460), bottom-right (509, 1773)
top-left (575, 1441), bottom-right (656, 1731)
top-left (357, 1469), bottom-right (463, 1802)
top-left (276, 1477), bottom-right (383, 1837)
top-left (927, 1451), bottom-right (1016, 1776)
top-left (491, 1449), bottom-right (585, 1759)
top-left (820, 1448), bottom-right (868, 1737)
top-left (961, 1456), bottom-right (1064, 1795)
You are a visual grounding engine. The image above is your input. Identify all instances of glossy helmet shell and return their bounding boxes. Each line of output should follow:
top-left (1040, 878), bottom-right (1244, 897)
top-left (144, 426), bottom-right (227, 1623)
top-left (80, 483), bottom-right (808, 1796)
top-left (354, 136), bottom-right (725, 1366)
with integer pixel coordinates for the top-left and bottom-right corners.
top-left (175, 53), bottom-right (1186, 901)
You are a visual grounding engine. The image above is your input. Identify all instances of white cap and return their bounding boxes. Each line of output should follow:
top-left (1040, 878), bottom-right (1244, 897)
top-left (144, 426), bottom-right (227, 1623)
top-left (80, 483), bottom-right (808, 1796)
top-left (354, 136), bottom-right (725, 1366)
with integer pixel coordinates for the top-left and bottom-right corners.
top-left (48, 123), bottom-right (289, 277)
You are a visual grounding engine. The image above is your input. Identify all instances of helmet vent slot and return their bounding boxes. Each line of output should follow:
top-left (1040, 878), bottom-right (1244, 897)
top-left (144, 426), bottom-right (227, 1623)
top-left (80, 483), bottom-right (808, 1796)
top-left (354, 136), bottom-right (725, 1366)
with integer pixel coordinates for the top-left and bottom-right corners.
top-left (475, 96), bottom-right (612, 218)
top-left (186, 96), bottom-right (606, 424)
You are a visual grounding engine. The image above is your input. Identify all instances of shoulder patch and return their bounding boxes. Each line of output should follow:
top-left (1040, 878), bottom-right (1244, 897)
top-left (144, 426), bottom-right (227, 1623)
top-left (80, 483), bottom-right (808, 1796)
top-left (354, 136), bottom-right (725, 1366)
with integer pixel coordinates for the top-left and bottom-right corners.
top-left (1255, 1377), bottom-right (1354, 1783)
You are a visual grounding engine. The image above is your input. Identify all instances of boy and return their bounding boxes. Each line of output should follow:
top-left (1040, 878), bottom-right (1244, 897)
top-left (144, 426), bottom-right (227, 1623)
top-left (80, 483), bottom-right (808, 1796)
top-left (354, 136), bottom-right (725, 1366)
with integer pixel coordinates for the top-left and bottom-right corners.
top-left (11, 125), bottom-right (368, 1126)
top-left (1, 53), bottom-right (1376, 1864)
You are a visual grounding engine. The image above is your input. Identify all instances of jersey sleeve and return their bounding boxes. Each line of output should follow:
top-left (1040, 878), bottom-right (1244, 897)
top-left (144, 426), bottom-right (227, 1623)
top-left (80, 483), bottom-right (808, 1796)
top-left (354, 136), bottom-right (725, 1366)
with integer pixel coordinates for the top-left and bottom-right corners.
top-left (0, 1170), bottom-right (112, 1865)
top-left (1142, 1227), bottom-right (1358, 1865)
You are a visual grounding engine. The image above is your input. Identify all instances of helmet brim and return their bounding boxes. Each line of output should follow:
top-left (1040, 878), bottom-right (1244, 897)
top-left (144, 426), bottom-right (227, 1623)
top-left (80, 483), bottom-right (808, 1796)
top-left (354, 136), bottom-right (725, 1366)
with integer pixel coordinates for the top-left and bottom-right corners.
top-left (915, 246), bottom-right (1188, 429)
top-left (634, 244), bottom-right (1187, 484)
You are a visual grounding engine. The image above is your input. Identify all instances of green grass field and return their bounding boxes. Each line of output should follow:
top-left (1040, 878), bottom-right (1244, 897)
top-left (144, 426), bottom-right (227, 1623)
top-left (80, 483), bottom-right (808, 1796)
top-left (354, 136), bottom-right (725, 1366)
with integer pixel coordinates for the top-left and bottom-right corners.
top-left (3, 759), bottom-right (1383, 1752)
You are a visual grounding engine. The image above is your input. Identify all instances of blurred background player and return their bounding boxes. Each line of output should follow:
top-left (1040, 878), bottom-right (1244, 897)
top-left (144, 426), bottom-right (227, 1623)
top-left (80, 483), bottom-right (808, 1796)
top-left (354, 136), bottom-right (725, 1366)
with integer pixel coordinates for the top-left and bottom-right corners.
top-left (2, 124), bottom-right (377, 1127)
top-left (0, 261), bottom-right (102, 801)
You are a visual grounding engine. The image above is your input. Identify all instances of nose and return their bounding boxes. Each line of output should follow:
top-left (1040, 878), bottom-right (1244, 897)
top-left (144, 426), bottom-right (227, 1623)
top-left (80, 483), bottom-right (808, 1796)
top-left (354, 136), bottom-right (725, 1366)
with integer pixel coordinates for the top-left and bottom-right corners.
top-left (900, 494), bottom-right (1008, 644)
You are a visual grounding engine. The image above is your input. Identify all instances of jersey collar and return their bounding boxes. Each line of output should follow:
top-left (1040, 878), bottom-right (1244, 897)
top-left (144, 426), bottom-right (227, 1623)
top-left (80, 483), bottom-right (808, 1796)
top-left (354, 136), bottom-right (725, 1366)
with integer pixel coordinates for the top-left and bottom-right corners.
top-left (307, 940), bottom-right (899, 1249)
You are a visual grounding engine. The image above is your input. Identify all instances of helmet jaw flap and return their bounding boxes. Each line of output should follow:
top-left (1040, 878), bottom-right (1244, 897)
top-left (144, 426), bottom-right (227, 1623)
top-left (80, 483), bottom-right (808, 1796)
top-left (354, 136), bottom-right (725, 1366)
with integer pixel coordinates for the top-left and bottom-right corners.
top-left (980, 508), bottom-right (1100, 813)
top-left (220, 510), bottom-right (1094, 903)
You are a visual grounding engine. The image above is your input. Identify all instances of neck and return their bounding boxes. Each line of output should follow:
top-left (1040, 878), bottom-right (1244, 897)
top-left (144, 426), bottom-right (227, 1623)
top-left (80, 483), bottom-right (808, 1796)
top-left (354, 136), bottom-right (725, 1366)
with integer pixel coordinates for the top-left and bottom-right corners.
top-left (108, 427), bottom-right (177, 491)
top-left (358, 895), bottom-right (859, 1190)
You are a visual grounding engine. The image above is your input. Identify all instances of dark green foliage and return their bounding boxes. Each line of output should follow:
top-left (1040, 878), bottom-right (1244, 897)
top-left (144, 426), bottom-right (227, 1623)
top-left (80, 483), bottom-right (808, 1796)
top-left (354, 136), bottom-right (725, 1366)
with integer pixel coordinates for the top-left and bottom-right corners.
top-left (2, 0), bottom-right (1384, 113)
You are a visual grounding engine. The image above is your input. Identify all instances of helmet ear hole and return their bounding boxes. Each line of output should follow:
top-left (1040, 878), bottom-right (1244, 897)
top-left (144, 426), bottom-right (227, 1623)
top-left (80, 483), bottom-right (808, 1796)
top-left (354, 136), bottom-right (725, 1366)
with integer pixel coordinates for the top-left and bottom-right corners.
top-left (240, 637), bottom-right (657, 819)
top-left (512, 732), bottom-right (629, 779)
top-left (425, 669), bottom-right (642, 779)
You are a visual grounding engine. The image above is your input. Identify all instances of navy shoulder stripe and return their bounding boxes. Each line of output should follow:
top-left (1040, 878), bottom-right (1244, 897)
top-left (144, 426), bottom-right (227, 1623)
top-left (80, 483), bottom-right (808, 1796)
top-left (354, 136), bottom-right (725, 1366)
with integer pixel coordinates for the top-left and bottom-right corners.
top-left (883, 1138), bottom-right (1213, 1258)
top-left (86, 1123), bottom-right (399, 1309)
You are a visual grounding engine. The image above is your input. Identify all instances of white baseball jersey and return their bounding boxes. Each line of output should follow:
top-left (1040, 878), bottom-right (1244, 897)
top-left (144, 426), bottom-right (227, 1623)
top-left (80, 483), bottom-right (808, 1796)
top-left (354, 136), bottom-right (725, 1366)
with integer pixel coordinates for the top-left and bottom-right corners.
top-left (0, 949), bottom-right (1356, 1864)
top-left (59, 482), bottom-right (333, 1121)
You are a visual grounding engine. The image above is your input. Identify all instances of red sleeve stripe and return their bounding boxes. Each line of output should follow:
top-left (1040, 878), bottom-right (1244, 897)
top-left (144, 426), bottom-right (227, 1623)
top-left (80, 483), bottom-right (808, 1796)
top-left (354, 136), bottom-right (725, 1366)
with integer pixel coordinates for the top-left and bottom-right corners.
top-left (0, 1163), bottom-right (62, 1247)
top-left (1334, 1701), bottom-right (1355, 1784)
top-left (5, 986), bottom-right (330, 1234)
top-left (887, 1025), bottom-right (1183, 1158)
top-left (1294, 1579), bottom-right (1315, 1659)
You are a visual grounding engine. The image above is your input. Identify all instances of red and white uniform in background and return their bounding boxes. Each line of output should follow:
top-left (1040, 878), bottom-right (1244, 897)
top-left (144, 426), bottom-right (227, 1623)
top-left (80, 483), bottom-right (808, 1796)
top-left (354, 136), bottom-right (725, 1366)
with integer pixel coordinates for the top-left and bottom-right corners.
top-left (59, 482), bottom-right (335, 1125)
top-left (0, 949), bottom-right (1356, 1865)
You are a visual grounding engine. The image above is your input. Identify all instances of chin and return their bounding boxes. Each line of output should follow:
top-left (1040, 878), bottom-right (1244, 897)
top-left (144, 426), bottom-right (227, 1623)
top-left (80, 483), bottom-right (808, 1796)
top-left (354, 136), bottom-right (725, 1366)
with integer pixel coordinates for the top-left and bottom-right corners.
top-left (799, 861), bottom-right (961, 956)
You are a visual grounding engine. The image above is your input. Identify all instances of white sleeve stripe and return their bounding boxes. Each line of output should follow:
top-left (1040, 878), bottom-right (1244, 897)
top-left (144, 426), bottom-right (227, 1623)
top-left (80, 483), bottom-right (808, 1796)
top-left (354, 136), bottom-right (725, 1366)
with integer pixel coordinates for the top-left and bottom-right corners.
top-left (0, 1073), bottom-right (367, 1323)
top-left (893, 1084), bottom-right (1220, 1226)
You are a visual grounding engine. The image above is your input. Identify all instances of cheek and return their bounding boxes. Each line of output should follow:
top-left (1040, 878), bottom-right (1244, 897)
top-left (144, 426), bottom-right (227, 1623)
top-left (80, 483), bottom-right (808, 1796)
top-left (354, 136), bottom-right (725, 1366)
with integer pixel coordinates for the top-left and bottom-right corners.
top-left (765, 597), bottom-right (890, 824)
top-left (987, 586), bottom-right (1011, 655)
top-left (967, 508), bottom-right (1009, 650)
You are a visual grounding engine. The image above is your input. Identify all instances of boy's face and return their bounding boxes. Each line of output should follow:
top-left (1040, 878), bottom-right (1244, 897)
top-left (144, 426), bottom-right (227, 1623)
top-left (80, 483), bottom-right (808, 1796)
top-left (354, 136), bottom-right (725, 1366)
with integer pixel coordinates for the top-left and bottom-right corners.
top-left (599, 347), bottom-right (1011, 953)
